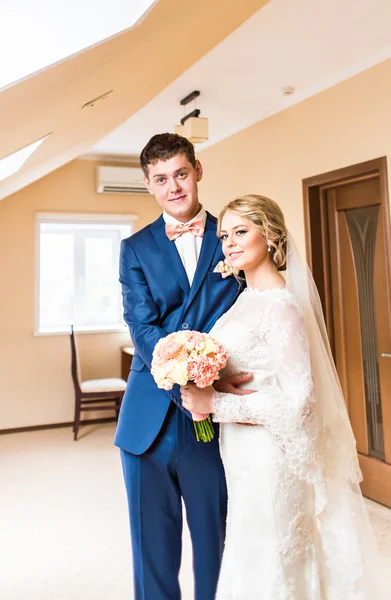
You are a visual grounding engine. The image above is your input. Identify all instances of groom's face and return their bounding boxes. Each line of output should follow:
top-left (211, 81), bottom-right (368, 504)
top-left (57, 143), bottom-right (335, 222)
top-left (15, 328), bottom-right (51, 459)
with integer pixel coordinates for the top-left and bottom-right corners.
top-left (144, 154), bottom-right (203, 223)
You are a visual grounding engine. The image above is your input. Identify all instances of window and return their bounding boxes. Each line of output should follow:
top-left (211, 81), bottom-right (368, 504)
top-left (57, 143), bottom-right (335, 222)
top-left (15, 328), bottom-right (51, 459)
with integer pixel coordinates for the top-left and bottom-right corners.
top-left (0, 0), bottom-right (158, 89)
top-left (0, 135), bottom-right (51, 183)
top-left (36, 213), bottom-right (138, 334)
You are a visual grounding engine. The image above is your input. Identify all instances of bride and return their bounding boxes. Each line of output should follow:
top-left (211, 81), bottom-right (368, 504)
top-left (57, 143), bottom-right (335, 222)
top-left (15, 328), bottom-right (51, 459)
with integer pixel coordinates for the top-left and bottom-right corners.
top-left (180, 194), bottom-right (384, 599)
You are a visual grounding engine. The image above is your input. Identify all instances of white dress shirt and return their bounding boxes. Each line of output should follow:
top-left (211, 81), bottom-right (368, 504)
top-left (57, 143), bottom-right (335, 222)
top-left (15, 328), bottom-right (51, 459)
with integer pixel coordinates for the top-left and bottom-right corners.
top-left (163, 206), bottom-right (206, 285)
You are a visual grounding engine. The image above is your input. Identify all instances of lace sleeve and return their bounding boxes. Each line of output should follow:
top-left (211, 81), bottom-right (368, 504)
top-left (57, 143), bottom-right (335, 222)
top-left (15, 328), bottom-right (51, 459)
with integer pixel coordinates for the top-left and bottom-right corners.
top-left (212, 296), bottom-right (322, 482)
top-left (212, 297), bottom-right (314, 432)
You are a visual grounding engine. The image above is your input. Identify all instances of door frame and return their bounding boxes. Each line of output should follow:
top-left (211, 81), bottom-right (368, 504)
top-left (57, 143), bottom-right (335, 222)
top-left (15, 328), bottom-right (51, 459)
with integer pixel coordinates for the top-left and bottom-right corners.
top-left (302, 157), bottom-right (391, 505)
top-left (303, 157), bottom-right (391, 250)
top-left (303, 157), bottom-right (391, 325)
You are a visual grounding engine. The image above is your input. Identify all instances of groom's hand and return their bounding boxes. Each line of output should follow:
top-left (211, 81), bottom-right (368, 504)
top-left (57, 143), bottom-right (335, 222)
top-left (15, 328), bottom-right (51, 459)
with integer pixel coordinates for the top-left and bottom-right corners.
top-left (214, 372), bottom-right (255, 395)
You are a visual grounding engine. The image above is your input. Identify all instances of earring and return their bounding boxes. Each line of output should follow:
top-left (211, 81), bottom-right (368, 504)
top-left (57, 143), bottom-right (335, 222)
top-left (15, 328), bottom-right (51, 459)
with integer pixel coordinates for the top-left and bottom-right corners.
top-left (267, 241), bottom-right (271, 253)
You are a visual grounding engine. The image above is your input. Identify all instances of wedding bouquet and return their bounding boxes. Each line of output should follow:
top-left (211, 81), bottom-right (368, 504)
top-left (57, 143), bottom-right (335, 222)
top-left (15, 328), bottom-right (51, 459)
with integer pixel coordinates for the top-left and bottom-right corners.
top-left (151, 330), bottom-right (229, 442)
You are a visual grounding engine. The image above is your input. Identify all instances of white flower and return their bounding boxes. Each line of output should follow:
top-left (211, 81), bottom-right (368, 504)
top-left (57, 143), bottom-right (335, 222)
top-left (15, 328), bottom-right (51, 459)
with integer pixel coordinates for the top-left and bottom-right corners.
top-left (213, 260), bottom-right (239, 278)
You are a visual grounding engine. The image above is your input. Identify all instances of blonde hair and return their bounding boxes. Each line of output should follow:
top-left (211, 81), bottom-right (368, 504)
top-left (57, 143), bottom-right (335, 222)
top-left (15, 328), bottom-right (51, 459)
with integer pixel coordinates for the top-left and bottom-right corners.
top-left (218, 194), bottom-right (288, 271)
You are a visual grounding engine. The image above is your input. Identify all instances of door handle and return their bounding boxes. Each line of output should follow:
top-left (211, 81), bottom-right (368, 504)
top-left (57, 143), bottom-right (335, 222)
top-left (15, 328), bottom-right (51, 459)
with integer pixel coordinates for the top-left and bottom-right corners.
top-left (381, 353), bottom-right (391, 358)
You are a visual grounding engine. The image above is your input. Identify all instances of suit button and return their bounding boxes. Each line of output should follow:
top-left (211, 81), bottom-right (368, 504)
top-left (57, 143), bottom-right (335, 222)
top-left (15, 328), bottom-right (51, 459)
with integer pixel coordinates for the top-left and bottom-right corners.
top-left (182, 322), bottom-right (190, 330)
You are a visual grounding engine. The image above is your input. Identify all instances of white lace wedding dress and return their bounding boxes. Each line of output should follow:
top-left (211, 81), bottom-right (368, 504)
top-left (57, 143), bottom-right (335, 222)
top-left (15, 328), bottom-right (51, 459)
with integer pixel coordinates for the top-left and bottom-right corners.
top-left (209, 287), bottom-right (380, 600)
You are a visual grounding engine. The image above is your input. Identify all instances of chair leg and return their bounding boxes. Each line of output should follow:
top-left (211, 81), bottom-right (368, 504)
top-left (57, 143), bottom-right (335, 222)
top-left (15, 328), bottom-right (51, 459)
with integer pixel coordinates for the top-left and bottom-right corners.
top-left (74, 394), bottom-right (81, 441)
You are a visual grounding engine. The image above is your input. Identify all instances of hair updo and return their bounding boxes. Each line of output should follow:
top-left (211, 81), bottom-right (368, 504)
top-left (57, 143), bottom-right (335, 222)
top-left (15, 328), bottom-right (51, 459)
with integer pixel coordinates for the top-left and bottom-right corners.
top-left (218, 194), bottom-right (288, 271)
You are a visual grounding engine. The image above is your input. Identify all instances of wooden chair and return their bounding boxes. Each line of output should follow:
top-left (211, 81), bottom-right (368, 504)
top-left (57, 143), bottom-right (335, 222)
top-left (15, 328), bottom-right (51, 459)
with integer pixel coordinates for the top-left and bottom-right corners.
top-left (70, 326), bottom-right (126, 441)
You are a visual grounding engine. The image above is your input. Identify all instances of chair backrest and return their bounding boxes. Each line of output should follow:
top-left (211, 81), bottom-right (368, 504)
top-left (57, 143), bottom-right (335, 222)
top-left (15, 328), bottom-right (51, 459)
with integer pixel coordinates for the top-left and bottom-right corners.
top-left (70, 325), bottom-right (82, 393)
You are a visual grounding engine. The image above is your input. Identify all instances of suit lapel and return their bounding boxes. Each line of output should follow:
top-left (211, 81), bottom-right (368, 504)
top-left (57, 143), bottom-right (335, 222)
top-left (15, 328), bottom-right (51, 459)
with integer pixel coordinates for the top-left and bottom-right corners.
top-left (185, 212), bottom-right (219, 311)
top-left (151, 216), bottom-right (190, 294)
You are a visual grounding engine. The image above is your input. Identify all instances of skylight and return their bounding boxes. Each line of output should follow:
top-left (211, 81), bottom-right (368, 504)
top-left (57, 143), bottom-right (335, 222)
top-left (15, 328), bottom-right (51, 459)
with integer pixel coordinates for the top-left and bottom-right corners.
top-left (0, 134), bottom-right (51, 182)
top-left (0, 0), bottom-right (158, 90)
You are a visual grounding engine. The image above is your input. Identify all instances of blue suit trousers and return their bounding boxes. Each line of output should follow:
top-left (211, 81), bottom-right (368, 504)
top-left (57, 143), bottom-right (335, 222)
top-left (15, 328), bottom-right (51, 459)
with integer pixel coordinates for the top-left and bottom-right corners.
top-left (120, 403), bottom-right (227, 600)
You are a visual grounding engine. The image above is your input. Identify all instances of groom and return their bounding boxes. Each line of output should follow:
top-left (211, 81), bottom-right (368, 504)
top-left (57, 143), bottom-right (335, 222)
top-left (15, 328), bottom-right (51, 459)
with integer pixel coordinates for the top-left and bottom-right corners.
top-left (115, 133), bottom-right (250, 600)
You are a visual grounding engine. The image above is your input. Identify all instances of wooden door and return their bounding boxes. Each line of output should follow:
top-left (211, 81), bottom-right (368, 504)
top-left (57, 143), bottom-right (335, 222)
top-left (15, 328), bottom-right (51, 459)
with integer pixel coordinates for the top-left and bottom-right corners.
top-left (303, 158), bottom-right (391, 507)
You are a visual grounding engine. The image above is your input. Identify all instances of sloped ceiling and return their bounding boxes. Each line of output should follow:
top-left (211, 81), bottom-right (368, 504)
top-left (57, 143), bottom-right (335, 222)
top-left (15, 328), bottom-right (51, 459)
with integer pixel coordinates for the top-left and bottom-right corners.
top-left (90, 0), bottom-right (391, 158)
top-left (0, 0), bottom-right (269, 201)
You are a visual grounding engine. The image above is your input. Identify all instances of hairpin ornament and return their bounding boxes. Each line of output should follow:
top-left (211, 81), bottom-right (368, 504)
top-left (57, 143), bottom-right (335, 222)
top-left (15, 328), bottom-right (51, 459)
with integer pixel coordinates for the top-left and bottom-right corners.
top-left (280, 230), bottom-right (287, 244)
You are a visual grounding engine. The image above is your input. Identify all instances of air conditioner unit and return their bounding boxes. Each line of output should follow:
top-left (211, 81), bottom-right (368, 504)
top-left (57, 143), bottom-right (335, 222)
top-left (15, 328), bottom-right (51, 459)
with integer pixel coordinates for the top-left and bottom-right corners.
top-left (96, 166), bottom-right (149, 194)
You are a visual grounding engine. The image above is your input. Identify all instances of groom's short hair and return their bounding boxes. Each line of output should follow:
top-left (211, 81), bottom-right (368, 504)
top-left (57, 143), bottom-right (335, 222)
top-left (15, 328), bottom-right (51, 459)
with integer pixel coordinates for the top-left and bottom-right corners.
top-left (140, 133), bottom-right (196, 179)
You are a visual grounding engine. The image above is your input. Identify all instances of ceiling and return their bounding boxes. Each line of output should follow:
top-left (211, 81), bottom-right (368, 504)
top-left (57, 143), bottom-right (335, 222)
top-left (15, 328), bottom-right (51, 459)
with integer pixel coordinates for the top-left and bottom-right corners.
top-left (90, 0), bottom-right (391, 159)
top-left (0, 0), bottom-right (267, 201)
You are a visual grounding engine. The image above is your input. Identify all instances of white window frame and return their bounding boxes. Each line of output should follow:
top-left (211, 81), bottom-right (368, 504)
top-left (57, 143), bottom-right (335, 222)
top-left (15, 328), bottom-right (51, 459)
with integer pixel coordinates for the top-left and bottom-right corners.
top-left (34, 212), bottom-right (139, 335)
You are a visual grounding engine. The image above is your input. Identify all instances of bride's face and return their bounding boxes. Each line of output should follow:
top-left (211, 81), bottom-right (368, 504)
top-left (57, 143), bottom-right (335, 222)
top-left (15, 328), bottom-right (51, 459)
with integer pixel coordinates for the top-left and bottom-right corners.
top-left (219, 211), bottom-right (269, 271)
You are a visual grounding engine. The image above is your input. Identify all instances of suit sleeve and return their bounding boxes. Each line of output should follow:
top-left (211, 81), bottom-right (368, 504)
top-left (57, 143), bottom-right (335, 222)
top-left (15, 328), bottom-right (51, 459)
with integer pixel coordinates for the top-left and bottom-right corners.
top-left (119, 237), bottom-right (169, 371)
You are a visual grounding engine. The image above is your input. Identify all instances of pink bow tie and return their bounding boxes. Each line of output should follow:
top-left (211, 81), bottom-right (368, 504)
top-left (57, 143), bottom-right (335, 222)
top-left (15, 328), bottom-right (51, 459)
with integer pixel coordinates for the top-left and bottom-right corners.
top-left (165, 219), bottom-right (205, 241)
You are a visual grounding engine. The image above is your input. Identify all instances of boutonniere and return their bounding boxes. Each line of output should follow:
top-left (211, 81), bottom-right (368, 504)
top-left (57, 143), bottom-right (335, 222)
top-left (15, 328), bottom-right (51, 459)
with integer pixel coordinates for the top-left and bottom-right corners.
top-left (213, 260), bottom-right (240, 279)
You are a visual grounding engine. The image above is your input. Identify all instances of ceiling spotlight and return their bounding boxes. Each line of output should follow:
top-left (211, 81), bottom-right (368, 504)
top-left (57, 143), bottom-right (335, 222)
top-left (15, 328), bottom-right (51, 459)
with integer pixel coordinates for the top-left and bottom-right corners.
top-left (175, 90), bottom-right (208, 144)
top-left (281, 86), bottom-right (295, 96)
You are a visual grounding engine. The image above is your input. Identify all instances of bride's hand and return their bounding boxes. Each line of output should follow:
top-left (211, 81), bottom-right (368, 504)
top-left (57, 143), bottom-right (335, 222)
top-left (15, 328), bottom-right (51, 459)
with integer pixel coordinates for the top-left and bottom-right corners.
top-left (180, 383), bottom-right (214, 414)
top-left (214, 372), bottom-right (255, 395)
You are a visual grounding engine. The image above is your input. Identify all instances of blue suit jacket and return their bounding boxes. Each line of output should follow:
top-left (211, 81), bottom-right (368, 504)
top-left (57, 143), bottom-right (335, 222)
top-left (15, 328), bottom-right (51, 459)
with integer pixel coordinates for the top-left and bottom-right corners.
top-left (114, 211), bottom-right (241, 455)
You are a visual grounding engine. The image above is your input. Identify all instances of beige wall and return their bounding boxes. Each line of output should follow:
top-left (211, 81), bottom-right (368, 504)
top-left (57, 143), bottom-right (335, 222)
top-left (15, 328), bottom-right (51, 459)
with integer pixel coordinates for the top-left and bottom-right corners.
top-left (0, 159), bottom-right (160, 429)
top-left (198, 58), bottom-right (391, 258)
top-left (2, 58), bottom-right (391, 430)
